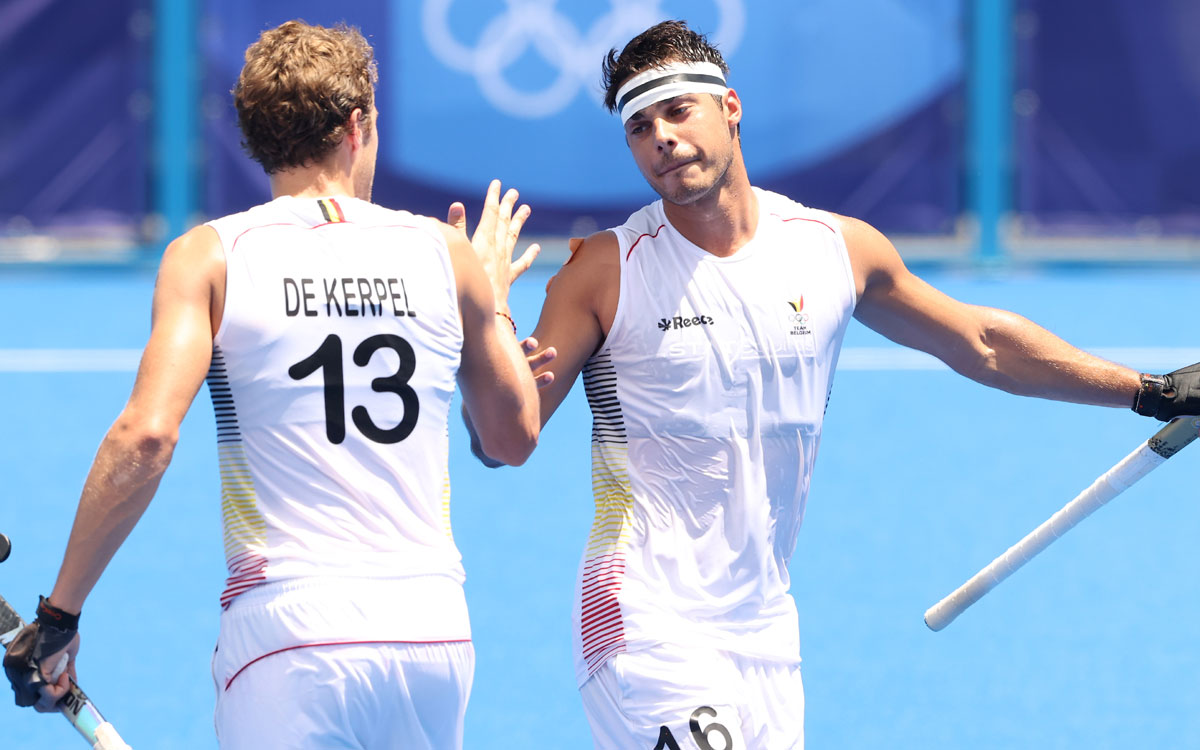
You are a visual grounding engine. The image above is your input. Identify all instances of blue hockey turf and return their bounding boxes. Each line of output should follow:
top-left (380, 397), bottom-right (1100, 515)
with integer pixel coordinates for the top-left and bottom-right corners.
top-left (1, 263), bottom-right (1198, 749)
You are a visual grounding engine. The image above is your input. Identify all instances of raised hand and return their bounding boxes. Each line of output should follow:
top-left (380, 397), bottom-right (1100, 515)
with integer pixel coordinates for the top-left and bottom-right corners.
top-left (447, 180), bottom-right (541, 308)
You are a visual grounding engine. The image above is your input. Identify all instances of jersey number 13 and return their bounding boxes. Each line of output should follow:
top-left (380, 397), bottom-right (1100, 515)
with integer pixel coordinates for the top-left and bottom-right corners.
top-left (288, 333), bottom-right (419, 444)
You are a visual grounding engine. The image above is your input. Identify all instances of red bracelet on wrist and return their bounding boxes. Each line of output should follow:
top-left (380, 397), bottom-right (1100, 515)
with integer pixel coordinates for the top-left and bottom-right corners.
top-left (496, 311), bottom-right (517, 334)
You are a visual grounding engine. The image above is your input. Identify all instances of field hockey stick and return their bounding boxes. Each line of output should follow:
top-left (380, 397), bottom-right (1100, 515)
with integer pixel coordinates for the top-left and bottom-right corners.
top-left (925, 416), bottom-right (1200, 631)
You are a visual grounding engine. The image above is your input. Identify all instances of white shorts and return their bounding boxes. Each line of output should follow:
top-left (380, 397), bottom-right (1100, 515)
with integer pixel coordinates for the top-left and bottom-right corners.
top-left (213, 639), bottom-right (474, 749)
top-left (579, 644), bottom-right (804, 750)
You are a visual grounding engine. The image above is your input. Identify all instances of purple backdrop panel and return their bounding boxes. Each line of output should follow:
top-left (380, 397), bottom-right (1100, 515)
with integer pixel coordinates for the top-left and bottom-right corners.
top-left (0, 0), bottom-right (152, 237)
top-left (761, 87), bottom-right (963, 235)
top-left (1015, 0), bottom-right (1200, 235)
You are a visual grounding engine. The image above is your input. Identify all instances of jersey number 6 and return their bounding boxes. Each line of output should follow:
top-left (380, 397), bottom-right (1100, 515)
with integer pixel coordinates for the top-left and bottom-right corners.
top-left (288, 333), bottom-right (419, 444)
top-left (653, 705), bottom-right (734, 750)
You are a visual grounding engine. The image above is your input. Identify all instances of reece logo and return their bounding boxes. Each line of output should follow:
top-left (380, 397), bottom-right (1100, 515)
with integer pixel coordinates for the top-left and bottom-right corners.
top-left (658, 314), bottom-right (715, 332)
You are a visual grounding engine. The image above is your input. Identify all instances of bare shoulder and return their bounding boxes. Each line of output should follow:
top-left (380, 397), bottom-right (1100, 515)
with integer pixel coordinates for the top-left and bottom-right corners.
top-left (830, 213), bottom-right (894, 257)
top-left (569, 229), bottom-right (620, 261)
top-left (164, 223), bottom-right (221, 260)
top-left (152, 225), bottom-right (226, 333)
top-left (557, 230), bottom-right (620, 283)
top-left (160, 224), bottom-right (224, 290)
top-left (551, 230), bottom-right (619, 305)
top-left (828, 212), bottom-right (905, 297)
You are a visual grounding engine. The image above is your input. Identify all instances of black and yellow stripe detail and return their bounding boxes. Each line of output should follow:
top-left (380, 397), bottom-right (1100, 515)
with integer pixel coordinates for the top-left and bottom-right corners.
top-left (582, 351), bottom-right (634, 557)
top-left (317, 198), bottom-right (346, 223)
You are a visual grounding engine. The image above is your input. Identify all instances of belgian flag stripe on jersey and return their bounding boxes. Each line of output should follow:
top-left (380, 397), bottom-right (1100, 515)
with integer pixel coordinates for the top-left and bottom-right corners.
top-left (317, 198), bottom-right (346, 223)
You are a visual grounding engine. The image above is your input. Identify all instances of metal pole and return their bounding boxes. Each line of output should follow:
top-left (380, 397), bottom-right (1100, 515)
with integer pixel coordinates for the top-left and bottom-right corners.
top-left (153, 0), bottom-right (197, 247)
top-left (968, 0), bottom-right (1014, 263)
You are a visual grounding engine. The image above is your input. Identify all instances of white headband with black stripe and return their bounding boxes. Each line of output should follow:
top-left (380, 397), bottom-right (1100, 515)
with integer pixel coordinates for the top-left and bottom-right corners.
top-left (615, 61), bottom-right (728, 124)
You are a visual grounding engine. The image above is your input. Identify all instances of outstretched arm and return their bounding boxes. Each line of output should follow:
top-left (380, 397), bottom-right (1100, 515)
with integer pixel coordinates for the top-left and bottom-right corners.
top-left (843, 215), bottom-right (1142, 407)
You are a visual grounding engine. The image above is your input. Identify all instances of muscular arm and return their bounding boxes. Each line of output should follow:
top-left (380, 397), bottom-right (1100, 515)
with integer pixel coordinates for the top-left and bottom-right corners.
top-left (843, 215), bottom-right (1141, 407)
top-left (526, 232), bottom-right (619, 426)
top-left (446, 224), bottom-right (541, 466)
top-left (49, 225), bottom-right (224, 614)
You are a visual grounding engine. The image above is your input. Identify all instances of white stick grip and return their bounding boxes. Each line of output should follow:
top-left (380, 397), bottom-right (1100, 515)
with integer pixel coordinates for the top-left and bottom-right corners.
top-left (92, 722), bottom-right (132, 750)
top-left (925, 417), bottom-right (1200, 631)
top-left (50, 652), bottom-right (70, 682)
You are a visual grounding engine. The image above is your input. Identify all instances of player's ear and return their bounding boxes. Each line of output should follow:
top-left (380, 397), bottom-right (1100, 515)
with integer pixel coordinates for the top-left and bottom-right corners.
top-left (347, 108), bottom-right (365, 150)
top-left (722, 89), bottom-right (743, 129)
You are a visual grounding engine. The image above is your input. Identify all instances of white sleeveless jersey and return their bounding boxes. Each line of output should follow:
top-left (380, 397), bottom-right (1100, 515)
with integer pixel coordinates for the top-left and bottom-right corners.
top-left (204, 196), bottom-right (465, 638)
top-left (573, 188), bottom-right (857, 684)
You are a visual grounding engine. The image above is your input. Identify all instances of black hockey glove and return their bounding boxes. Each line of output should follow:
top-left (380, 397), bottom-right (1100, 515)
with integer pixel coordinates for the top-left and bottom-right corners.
top-left (3, 597), bottom-right (79, 707)
top-left (1133, 362), bottom-right (1200, 421)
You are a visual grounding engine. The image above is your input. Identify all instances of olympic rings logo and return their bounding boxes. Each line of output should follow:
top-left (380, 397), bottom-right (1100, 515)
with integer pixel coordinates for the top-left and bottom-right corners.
top-left (421, 0), bottom-right (746, 118)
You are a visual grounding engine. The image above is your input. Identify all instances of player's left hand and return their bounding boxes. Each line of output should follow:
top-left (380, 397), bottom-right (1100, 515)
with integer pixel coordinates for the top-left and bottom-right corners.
top-left (522, 336), bottom-right (556, 389)
top-left (2, 597), bottom-right (80, 711)
top-left (1136, 361), bottom-right (1200, 421)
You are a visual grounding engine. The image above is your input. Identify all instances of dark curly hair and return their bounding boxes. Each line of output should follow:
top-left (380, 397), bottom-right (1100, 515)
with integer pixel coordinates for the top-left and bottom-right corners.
top-left (601, 20), bottom-right (729, 113)
top-left (233, 20), bottom-right (378, 174)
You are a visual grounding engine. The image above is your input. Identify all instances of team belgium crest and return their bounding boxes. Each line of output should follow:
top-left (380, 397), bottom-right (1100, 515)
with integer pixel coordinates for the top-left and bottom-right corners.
top-left (786, 296), bottom-right (812, 336)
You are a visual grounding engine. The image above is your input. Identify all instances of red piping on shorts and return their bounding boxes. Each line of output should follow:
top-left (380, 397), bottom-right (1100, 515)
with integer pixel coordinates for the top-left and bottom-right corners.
top-left (223, 638), bottom-right (472, 691)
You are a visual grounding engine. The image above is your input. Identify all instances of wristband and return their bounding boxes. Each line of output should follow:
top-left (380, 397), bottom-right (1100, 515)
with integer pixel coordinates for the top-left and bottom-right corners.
top-left (1132, 373), bottom-right (1166, 417)
top-left (496, 311), bottom-right (517, 334)
top-left (35, 596), bottom-right (80, 632)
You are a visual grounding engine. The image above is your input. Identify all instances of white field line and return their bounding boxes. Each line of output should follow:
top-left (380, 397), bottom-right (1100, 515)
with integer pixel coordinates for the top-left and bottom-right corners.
top-left (1, 347), bottom-right (1197, 373)
top-left (0, 349), bottom-right (142, 372)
